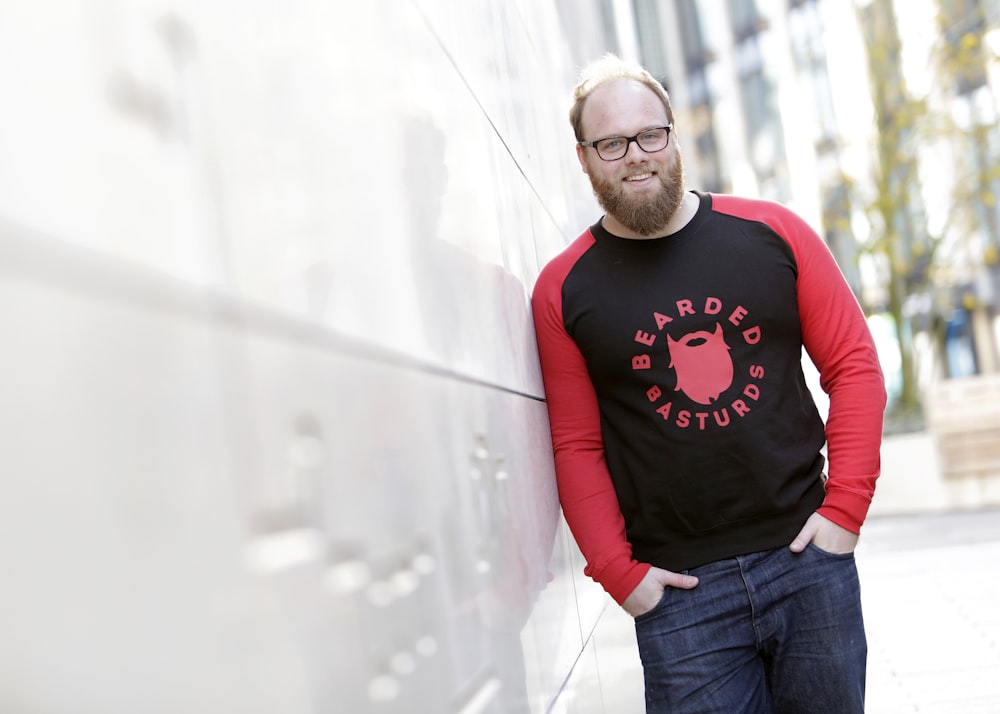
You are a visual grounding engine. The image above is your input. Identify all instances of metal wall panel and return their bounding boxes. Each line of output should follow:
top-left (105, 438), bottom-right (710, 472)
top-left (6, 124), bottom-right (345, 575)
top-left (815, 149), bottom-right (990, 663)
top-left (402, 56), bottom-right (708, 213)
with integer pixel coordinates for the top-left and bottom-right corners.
top-left (0, 1), bottom-right (629, 711)
top-left (0, 228), bottom-right (587, 712)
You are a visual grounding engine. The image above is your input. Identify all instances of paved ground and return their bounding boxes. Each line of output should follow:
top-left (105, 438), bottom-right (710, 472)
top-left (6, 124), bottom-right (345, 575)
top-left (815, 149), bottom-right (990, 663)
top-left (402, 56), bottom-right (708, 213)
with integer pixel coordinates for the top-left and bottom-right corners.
top-left (859, 507), bottom-right (1000, 713)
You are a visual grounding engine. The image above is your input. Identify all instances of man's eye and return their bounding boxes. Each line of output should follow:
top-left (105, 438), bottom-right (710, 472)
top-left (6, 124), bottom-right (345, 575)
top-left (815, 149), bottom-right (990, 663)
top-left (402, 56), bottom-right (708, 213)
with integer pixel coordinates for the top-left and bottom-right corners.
top-left (640, 131), bottom-right (662, 142)
top-left (600, 138), bottom-right (624, 151)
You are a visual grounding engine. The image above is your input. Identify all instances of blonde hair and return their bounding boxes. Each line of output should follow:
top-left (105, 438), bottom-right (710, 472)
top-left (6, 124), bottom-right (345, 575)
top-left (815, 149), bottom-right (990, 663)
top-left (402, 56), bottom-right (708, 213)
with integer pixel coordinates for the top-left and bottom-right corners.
top-left (569, 54), bottom-right (674, 141)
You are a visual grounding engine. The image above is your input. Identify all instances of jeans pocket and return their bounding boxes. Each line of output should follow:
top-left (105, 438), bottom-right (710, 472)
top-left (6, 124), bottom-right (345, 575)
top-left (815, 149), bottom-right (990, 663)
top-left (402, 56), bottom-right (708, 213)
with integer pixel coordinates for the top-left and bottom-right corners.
top-left (633, 588), bottom-right (671, 624)
top-left (805, 542), bottom-right (856, 561)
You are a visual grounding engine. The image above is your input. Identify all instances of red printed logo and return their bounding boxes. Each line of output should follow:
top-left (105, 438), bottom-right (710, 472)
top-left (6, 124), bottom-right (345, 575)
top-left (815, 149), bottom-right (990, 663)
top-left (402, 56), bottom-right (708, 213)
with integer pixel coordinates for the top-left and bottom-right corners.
top-left (667, 323), bottom-right (733, 405)
top-left (631, 297), bottom-right (765, 431)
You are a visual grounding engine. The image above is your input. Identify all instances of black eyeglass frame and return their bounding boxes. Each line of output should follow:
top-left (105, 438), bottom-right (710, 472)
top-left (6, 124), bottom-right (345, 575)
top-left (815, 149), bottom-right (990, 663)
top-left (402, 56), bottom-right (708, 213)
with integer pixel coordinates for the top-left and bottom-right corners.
top-left (578, 124), bottom-right (674, 161)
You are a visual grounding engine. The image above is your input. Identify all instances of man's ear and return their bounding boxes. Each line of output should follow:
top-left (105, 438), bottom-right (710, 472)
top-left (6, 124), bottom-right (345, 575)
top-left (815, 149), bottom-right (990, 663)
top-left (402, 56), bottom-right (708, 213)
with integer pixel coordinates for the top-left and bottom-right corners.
top-left (576, 143), bottom-right (589, 174)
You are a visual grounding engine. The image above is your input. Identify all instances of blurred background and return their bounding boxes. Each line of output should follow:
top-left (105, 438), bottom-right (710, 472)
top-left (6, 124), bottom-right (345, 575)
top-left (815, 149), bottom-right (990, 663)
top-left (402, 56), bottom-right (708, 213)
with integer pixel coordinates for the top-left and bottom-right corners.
top-left (1, 0), bottom-right (999, 712)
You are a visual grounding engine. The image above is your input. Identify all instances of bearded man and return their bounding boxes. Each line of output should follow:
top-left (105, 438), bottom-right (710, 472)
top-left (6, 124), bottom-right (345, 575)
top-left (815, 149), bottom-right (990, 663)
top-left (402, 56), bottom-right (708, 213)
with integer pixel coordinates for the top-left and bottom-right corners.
top-left (530, 54), bottom-right (886, 713)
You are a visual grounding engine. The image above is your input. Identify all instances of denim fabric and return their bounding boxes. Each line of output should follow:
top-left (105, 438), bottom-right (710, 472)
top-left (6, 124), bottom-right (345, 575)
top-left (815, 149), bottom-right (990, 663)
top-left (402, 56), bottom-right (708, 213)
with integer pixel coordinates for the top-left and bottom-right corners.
top-left (634, 545), bottom-right (866, 713)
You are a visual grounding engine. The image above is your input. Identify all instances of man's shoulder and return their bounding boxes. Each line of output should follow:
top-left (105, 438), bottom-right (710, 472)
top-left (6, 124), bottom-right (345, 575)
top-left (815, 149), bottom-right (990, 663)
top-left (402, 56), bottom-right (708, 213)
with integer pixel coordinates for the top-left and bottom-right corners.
top-left (534, 227), bottom-right (599, 290)
top-left (706, 193), bottom-right (817, 247)
top-left (707, 192), bottom-right (796, 221)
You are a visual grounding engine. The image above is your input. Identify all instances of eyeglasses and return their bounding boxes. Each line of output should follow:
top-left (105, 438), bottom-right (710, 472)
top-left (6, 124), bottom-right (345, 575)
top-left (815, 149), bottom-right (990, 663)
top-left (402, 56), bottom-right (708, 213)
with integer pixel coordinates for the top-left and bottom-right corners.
top-left (578, 125), bottom-right (673, 161)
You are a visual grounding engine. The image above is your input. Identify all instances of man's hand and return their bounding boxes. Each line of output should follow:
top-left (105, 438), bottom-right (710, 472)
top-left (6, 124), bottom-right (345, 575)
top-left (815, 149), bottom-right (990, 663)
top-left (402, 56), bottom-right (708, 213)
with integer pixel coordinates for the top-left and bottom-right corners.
top-left (622, 566), bottom-right (699, 618)
top-left (789, 512), bottom-right (859, 554)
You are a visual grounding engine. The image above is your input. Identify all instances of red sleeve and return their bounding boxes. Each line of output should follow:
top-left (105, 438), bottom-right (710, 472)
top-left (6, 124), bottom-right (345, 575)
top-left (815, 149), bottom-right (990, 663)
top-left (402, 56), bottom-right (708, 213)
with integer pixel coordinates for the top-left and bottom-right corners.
top-left (713, 195), bottom-right (887, 533)
top-left (531, 233), bottom-right (650, 604)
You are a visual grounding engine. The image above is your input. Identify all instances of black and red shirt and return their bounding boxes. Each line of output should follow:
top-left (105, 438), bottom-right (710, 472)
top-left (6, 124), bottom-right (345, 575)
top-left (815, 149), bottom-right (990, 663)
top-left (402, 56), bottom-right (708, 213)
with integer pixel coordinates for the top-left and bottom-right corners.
top-left (531, 191), bottom-right (886, 604)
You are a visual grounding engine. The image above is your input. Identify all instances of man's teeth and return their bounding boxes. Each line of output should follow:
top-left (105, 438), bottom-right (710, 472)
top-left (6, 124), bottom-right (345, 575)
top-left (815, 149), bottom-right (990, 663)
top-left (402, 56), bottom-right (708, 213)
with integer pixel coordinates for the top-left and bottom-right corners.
top-left (625, 173), bottom-right (652, 181)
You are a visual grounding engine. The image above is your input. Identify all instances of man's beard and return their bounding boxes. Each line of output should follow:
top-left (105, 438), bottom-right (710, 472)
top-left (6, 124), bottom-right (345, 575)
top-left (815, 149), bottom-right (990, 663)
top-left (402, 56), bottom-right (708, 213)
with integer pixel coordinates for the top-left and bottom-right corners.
top-left (590, 153), bottom-right (685, 237)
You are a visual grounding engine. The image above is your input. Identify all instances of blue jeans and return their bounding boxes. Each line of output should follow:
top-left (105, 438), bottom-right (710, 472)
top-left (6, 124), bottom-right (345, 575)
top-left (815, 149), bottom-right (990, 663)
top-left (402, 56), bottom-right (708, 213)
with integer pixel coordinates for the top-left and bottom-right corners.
top-left (634, 545), bottom-right (866, 713)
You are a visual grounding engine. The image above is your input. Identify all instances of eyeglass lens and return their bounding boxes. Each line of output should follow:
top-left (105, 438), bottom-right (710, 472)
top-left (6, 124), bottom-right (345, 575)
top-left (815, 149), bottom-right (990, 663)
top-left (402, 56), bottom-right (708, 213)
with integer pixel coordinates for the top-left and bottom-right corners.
top-left (596, 127), bottom-right (670, 160)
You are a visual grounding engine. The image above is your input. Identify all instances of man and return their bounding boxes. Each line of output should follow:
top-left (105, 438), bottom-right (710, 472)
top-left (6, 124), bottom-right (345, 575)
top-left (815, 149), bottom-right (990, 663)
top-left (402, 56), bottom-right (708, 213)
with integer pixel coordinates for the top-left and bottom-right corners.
top-left (531, 54), bottom-right (886, 713)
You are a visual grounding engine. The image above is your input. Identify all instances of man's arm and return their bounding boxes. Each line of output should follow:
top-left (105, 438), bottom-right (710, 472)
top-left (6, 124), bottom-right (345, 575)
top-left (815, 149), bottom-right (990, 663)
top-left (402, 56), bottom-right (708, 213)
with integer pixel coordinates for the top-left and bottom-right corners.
top-left (530, 245), bottom-right (651, 604)
top-left (739, 197), bottom-right (887, 534)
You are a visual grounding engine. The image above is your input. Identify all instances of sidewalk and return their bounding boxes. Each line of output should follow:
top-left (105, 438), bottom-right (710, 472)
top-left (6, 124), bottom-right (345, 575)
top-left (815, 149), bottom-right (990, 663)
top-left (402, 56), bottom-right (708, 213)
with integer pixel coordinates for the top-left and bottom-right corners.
top-left (858, 507), bottom-right (1000, 713)
top-left (870, 429), bottom-right (1000, 518)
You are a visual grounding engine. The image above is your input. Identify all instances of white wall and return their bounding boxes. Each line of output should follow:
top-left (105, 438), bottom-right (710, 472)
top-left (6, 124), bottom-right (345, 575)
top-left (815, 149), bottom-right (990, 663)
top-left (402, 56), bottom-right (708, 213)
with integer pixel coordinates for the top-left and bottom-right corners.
top-left (0, 1), bottom-right (636, 711)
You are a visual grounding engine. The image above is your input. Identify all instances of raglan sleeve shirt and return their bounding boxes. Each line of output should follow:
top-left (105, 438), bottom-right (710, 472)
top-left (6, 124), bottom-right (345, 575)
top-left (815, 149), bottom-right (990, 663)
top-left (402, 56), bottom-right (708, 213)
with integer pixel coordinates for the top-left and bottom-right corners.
top-left (532, 197), bottom-right (886, 606)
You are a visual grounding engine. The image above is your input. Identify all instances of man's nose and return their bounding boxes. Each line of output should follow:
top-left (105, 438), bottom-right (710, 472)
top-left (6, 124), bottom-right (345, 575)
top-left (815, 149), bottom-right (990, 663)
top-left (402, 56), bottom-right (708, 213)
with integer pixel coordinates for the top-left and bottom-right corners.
top-left (623, 138), bottom-right (645, 161)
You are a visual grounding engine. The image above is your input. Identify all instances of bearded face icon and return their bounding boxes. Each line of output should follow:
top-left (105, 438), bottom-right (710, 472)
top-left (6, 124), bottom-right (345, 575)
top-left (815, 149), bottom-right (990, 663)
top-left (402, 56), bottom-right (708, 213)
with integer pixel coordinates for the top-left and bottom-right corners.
top-left (667, 323), bottom-right (734, 404)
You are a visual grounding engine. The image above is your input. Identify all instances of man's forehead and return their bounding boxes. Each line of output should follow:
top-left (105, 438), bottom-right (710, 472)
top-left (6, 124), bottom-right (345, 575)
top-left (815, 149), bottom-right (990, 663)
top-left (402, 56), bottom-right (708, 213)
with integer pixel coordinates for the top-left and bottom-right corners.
top-left (582, 80), bottom-right (667, 133)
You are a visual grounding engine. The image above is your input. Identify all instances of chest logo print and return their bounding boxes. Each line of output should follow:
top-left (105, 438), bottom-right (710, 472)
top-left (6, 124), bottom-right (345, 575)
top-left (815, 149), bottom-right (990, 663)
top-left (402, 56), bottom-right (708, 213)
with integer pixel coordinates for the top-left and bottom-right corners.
top-left (632, 297), bottom-right (764, 430)
top-left (668, 323), bottom-right (733, 405)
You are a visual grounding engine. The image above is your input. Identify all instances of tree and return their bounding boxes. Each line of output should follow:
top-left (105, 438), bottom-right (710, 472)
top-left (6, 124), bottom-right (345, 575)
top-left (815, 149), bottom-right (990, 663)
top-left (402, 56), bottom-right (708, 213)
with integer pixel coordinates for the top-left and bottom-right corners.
top-left (855, 0), bottom-right (936, 425)
top-left (852, 0), bottom-right (1000, 430)
top-left (928, 0), bottom-right (1000, 376)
